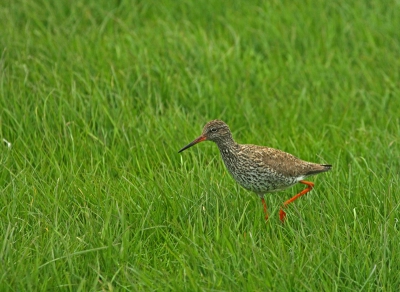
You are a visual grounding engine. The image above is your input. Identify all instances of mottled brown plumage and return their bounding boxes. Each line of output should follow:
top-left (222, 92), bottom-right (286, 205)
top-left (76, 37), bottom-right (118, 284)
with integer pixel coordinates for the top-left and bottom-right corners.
top-left (178, 120), bottom-right (332, 222)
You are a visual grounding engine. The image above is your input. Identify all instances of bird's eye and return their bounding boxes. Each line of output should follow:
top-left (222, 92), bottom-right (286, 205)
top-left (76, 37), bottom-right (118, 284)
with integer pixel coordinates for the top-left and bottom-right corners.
top-left (210, 128), bottom-right (217, 133)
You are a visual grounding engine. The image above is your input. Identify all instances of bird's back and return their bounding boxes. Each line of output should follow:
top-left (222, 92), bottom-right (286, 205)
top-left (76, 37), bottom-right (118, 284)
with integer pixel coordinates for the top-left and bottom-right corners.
top-left (219, 144), bottom-right (331, 194)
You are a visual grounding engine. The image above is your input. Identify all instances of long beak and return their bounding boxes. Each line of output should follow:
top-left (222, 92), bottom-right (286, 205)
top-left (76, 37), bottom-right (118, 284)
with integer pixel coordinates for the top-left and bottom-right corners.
top-left (178, 135), bottom-right (207, 153)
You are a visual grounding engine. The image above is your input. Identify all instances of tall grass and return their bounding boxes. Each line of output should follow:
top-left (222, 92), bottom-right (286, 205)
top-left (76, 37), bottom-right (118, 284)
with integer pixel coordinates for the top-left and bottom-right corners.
top-left (1, 0), bottom-right (399, 290)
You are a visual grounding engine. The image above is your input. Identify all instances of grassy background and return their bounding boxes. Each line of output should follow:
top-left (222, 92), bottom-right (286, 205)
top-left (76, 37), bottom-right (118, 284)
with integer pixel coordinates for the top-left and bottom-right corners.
top-left (1, 0), bottom-right (399, 290)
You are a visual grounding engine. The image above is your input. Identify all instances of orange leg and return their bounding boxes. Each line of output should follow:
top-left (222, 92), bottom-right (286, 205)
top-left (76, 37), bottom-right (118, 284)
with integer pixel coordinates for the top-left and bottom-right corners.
top-left (261, 197), bottom-right (269, 220)
top-left (279, 180), bottom-right (314, 223)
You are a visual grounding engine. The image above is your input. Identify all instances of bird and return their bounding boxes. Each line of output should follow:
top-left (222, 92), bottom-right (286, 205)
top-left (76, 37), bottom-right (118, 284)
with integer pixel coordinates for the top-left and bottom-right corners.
top-left (178, 120), bottom-right (332, 222)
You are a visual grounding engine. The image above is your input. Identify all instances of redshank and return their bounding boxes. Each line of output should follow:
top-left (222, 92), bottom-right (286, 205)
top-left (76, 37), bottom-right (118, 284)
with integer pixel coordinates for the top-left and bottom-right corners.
top-left (178, 120), bottom-right (331, 222)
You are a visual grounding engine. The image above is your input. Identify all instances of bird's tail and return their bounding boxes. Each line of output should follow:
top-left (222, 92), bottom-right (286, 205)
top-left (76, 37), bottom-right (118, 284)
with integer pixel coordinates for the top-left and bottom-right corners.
top-left (306, 164), bottom-right (332, 176)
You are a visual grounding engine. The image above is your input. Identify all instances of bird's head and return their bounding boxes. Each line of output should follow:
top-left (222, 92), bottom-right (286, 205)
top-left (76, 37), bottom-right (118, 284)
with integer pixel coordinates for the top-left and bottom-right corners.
top-left (178, 120), bottom-right (232, 153)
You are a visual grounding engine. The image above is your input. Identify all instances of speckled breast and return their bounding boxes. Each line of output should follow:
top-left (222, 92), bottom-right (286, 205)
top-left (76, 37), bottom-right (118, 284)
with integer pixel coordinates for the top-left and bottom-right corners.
top-left (220, 149), bottom-right (298, 194)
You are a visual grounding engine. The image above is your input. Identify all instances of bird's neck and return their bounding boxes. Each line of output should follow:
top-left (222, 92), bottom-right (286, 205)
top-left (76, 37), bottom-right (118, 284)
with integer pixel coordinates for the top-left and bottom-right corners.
top-left (215, 137), bottom-right (237, 152)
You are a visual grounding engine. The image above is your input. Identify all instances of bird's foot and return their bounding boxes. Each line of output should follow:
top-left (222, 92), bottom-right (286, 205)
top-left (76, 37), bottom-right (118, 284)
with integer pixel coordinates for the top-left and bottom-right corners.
top-left (279, 209), bottom-right (286, 223)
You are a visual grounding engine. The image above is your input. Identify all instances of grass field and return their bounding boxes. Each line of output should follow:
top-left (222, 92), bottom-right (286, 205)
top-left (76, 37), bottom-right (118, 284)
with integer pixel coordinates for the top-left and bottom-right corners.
top-left (1, 0), bottom-right (400, 290)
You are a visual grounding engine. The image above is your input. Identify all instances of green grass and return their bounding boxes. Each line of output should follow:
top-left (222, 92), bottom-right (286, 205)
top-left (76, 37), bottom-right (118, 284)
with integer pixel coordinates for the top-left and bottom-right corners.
top-left (1, 0), bottom-right (400, 290)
